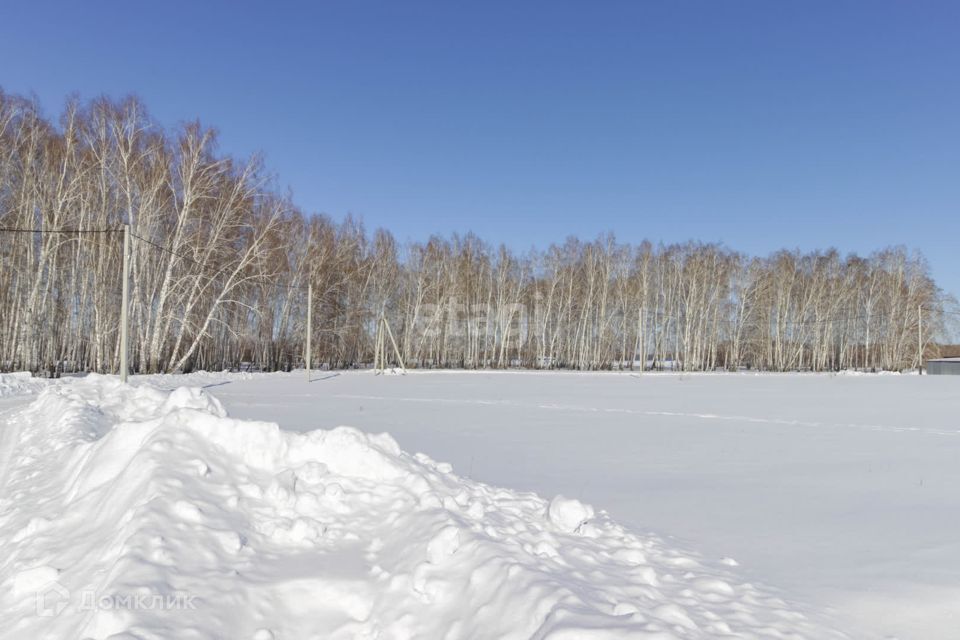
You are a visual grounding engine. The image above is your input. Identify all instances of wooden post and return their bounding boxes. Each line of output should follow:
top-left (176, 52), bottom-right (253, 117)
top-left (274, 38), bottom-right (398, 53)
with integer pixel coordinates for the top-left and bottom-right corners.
top-left (373, 316), bottom-right (380, 373)
top-left (374, 313), bottom-right (404, 374)
top-left (120, 224), bottom-right (130, 383)
top-left (306, 283), bottom-right (312, 381)
top-left (383, 315), bottom-right (406, 372)
top-left (918, 304), bottom-right (923, 375)
top-left (377, 316), bottom-right (384, 373)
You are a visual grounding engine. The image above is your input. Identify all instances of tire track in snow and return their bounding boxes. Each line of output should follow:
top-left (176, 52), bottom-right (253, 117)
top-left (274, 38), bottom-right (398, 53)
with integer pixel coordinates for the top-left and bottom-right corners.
top-left (332, 393), bottom-right (960, 437)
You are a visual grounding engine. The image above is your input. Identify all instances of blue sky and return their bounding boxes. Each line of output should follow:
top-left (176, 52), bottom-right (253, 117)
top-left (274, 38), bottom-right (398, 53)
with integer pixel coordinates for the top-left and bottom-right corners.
top-left (2, 1), bottom-right (958, 299)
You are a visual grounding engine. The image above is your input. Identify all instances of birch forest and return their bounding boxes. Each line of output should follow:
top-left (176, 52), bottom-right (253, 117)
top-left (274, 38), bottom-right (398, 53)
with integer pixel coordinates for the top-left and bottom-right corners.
top-left (0, 92), bottom-right (949, 374)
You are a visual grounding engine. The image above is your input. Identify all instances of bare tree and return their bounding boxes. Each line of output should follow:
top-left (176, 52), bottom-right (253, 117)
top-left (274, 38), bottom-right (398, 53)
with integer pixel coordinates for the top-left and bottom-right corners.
top-left (0, 90), bottom-right (951, 375)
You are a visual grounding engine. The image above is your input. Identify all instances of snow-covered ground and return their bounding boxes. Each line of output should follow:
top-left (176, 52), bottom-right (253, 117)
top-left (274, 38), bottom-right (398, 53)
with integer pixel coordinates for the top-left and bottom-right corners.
top-left (1, 370), bottom-right (957, 638)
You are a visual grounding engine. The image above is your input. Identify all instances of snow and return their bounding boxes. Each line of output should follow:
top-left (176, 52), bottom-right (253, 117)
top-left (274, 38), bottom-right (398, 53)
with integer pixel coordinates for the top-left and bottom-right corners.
top-left (151, 369), bottom-right (960, 640)
top-left (3, 370), bottom-right (959, 638)
top-left (547, 495), bottom-right (595, 533)
top-left (0, 371), bottom-right (45, 398)
top-left (0, 373), bottom-right (852, 639)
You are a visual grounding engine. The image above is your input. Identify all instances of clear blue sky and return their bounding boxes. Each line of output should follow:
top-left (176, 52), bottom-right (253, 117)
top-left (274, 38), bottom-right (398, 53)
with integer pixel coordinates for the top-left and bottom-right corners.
top-left (2, 1), bottom-right (958, 300)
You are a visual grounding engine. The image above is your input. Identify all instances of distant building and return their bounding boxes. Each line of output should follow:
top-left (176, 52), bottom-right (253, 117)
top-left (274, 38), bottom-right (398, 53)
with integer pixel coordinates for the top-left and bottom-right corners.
top-left (927, 358), bottom-right (960, 375)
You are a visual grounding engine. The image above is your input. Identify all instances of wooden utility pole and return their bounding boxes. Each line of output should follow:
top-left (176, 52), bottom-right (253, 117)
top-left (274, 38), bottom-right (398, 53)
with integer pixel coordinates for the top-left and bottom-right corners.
top-left (374, 313), bottom-right (383, 372)
top-left (306, 282), bottom-right (312, 381)
top-left (374, 313), bottom-right (406, 374)
top-left (383, 314), bottom-right (405, 371)
top-left (918, 304), bottom-right (923, 375)
top-left (120, 224), bottom-right (130, 383)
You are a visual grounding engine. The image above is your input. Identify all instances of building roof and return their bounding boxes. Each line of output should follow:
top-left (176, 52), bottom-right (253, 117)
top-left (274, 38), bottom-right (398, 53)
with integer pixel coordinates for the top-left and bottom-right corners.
top-left (928, 358), bottom-right (960, 362)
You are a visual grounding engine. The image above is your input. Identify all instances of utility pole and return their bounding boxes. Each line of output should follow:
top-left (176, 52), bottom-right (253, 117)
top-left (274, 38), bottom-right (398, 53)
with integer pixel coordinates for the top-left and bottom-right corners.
top-left (120, 224), bottom-right (130, 383)
top-left (306, 282), bottom-right (312, 381)
top-left (374, 313), bottom-right (382, 373)
top-left (383, 314), bottom-right (406, 372)
top-left (918, 304), bottom-right (923, 375)
top-left (373, 311), bottom-right (405, 374)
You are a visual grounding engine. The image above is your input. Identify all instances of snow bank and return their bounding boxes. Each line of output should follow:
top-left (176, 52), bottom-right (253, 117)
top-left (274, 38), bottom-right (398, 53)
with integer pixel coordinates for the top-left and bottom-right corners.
top-left (0, 375), bottom-right (847, 639)
top-left (0, 371), bottom-right (45, 398)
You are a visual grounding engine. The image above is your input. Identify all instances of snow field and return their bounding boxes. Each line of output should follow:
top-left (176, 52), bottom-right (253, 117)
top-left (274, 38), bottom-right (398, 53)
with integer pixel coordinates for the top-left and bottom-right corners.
top-left (0, 374), bottom-right (848, 639)
top-left (182, 369), bottom-right (960, 640)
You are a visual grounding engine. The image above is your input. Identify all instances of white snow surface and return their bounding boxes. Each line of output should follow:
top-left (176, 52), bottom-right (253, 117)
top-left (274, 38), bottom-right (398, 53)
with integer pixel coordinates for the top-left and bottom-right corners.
top-left (0, 371), bottom-right (45, 398)
top-left (0, 373), bottom-right (851, 639)
top-left (145, 369), bottom-right (960, 640)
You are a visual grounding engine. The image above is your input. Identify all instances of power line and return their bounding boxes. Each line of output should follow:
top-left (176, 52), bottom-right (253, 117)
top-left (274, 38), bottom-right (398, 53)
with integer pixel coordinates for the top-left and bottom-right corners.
top-left (129, 231), bottom-right (309, 292)
top-left (1, 227), bottom-right (309, 294)
top-left (129, 232), bottom-right (194, 262)
top-left (131, 231), bottom-right (251, 287)
top-left (924, 307), bottom-right (960, 317)
top-left (0, 227), bottom-right (122, 234)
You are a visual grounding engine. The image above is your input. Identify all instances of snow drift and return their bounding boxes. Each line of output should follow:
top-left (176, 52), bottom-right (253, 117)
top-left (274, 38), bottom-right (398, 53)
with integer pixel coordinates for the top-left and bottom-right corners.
top-left (0, 375), bottom-right (847, 639)
top-left (0, 371), bottom-right (45, 398)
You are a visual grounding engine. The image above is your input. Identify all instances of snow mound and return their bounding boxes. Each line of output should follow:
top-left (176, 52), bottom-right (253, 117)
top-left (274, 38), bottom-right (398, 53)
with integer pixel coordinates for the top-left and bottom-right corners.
top-left (0, 372), bottom-right (45, 398)
top-left (0, 375), bottom-right (848, 639)
top-left (547, 495), bottom-right (594, 533)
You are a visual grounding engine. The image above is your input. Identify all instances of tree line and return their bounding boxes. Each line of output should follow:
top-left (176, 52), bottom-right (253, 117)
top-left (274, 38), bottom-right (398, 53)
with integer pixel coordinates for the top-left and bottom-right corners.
top-left (0, 91), bottom-right (950, 375)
